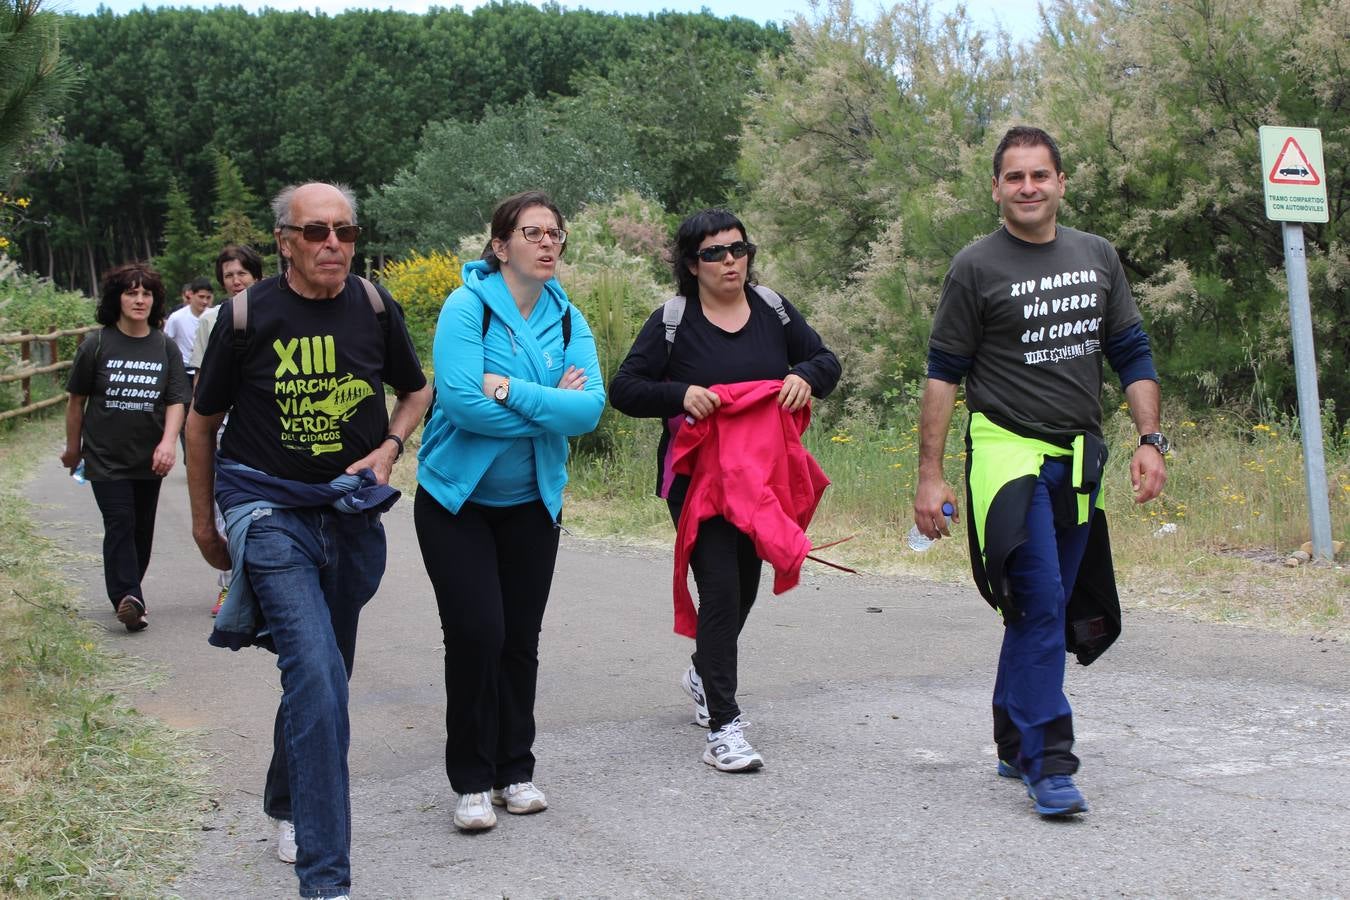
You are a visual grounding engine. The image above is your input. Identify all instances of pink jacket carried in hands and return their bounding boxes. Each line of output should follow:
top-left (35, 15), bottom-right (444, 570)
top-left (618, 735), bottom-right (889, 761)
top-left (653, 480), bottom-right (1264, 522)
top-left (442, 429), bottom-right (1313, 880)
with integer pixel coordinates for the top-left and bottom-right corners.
top-left (669, 379), bottom-right (830, 637)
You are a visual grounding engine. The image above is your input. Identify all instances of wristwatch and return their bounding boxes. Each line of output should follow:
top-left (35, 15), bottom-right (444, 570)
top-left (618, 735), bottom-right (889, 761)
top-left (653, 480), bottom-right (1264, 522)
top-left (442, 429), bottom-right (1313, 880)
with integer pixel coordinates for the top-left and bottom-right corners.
top-left (1139, 432), bottom-right (1170, 455)
top-left (493, 377), bottom-right (510, 404)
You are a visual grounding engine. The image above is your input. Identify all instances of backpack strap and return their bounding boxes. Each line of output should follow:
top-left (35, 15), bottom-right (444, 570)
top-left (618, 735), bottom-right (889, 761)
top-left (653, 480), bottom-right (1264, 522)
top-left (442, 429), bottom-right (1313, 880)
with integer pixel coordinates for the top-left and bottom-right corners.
top-left (357, 275), bottom-right (385, 317)
top-left (480, 301), bottom-right (573, 348)
top-left (662, 295), bottom-right (688, 353)
top-left (662, 285), bottom-right (790, 358)
top-left (233, 277), bottom-right (389, 344)
top-left (231, 285), bottom-right (252, 356)
top-left (751, 283), bottom-right (791, 326)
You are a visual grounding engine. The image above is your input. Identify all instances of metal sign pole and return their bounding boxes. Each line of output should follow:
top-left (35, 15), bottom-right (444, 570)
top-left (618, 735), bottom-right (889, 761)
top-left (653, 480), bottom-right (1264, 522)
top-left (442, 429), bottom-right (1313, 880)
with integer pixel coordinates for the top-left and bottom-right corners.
top-left (1281, 221), bottom-right (1334, 561)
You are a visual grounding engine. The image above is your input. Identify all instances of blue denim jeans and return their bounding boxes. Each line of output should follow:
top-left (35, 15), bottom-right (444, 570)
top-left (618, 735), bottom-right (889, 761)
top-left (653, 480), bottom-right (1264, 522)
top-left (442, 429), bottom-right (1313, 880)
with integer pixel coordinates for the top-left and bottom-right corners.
top-left (244, 506), bottom-right (386, 898)
top-left (992, 458), bottom-right (1097, 784)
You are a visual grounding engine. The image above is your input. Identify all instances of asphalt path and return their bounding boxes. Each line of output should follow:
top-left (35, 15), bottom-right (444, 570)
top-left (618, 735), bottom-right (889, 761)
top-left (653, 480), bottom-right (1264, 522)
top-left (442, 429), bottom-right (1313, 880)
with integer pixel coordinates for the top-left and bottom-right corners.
top-left (25, 456), bottom-right (1350, 898)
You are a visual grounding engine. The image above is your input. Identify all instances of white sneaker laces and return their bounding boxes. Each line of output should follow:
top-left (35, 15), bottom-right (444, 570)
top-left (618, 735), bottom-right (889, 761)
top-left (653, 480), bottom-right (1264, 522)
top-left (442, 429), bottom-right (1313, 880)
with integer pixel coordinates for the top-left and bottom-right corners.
top-left (714, 717), bottom-right (753, 749)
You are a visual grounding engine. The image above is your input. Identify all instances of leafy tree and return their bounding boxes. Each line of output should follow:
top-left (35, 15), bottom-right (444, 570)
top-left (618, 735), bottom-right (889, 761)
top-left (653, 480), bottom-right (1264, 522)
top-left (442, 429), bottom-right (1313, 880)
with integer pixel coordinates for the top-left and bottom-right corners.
top-left (13, 4), bottom-right (783, 293)
top-left (366, 95), bottom-right (651, 255)
top-left (0, 0), bottom-right (79, 183)
top-left (740, 0), bottom-right (1022, 421)
top-left (158, 180), bottom-right (210, 294)
top-left (1027, 0), bottom-right (1349, 418)
top-left (564, 26), bottom-right (767, 210)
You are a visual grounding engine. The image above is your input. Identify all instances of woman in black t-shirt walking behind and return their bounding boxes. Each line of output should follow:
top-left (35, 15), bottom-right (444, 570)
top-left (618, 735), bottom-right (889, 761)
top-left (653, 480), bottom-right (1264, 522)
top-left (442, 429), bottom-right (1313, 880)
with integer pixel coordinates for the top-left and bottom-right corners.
top-left (61, 262), bottom-right (190, 632)
top-left (609, 209), bottom-right (840, 771)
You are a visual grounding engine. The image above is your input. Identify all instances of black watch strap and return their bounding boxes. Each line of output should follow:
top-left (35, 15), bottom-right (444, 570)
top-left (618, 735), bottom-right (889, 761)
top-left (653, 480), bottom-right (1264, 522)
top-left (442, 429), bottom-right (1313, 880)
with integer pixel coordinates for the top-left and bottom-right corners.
top-left (383, 433), bottom-right (405, 461)
top-left (1139, 432), bottom-right (1169, 454)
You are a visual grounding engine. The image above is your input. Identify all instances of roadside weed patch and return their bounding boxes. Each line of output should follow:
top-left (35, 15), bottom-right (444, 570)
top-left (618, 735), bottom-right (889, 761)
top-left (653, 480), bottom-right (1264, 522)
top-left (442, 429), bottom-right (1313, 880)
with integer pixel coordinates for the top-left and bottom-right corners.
top-left (0, 416), bottom-right (207, 898)
top-left (565, 401), bottom-right (1348, 637)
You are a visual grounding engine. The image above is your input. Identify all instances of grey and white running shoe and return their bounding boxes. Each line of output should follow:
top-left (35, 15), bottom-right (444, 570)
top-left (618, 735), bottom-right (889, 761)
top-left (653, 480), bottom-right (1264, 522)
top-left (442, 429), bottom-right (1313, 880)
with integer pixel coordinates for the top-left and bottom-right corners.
top-left (702, 715), bottom-right (763, 772)
top-left (681, 665), bottom-right (711, 728)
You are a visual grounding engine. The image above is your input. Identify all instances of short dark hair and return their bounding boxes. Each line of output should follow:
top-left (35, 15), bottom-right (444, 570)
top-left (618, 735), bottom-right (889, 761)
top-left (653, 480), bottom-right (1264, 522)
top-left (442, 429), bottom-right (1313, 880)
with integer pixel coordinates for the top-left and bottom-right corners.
top-left (183, 277), bottom-right (213, 295)
top-left (215, 244), bottom-right (264, 287)
top-left (480, 190), bottom-right (567, 273)
top-left (671, 208), bottom-right (757, 300)
top-left (98, 262), bottom-right (168, 329)
top-left (993, 126), bottom-right (1063, 179)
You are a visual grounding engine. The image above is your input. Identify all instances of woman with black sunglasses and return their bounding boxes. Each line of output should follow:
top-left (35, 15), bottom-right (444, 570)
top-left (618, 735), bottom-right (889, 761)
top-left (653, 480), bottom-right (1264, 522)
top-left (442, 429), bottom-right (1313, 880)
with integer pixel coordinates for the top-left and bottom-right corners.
top-left (609, 208), bottom-right (841, 772)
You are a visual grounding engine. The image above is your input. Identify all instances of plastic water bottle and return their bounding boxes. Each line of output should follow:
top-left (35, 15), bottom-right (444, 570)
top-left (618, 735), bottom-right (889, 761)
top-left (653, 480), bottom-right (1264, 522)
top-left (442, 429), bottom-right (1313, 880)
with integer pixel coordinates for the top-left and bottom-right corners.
top-left (71, 460), bottom-right (88, 485)
top-left (907, 502), bottom-right (954, 552)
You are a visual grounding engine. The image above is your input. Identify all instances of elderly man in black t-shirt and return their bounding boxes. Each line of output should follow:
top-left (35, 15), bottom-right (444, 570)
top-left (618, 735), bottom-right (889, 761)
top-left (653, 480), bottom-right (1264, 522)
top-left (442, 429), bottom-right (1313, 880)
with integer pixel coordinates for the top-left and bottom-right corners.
top-left (912, 127), bottom-right (1167, 818)
top-left (186, 182), bottom-right (430, 898)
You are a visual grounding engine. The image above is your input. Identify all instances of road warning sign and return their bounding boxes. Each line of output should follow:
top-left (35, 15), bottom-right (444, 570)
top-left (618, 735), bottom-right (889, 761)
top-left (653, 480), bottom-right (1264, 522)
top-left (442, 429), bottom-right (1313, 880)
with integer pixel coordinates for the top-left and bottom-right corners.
top-left (1260, 126), bottom-right (1328, 222)
top-left (1268, 137), bottom-right (1320, 185)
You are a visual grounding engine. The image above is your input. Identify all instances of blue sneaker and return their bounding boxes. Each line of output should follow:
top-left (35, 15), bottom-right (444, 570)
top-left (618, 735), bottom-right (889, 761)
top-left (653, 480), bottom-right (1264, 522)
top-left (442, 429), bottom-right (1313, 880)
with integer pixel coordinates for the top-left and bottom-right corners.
top-left (1025, 774), bottom-right (1087, 816)
top-left (996, 758), bottom-right (1021, 779)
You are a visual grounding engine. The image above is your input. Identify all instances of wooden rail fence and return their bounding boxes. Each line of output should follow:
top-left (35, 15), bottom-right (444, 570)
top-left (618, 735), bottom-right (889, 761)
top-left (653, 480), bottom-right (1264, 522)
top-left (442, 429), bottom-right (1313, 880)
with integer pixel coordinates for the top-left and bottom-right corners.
top-left (0, 326), bottom-right (100, 422)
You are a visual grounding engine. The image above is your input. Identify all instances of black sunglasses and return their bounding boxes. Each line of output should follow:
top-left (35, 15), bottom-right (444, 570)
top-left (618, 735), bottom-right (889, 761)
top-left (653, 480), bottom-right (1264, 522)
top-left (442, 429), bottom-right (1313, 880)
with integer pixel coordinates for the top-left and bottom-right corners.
top-left (282, 223), bottom-right (362, 243)
top-left (695, 240), bottom-right (754, 263)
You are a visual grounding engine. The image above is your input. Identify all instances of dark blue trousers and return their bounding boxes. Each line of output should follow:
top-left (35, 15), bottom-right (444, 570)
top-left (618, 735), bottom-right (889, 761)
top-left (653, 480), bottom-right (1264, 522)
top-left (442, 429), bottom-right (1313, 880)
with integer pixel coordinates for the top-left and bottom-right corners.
top-left (992, 458), bottom-right (1097, 783)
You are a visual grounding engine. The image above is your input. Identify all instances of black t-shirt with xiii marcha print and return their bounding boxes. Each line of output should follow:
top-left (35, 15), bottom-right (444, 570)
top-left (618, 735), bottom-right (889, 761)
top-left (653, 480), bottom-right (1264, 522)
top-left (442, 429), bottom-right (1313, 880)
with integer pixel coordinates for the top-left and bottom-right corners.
top-left (193, 274), bottom-right (427, 483)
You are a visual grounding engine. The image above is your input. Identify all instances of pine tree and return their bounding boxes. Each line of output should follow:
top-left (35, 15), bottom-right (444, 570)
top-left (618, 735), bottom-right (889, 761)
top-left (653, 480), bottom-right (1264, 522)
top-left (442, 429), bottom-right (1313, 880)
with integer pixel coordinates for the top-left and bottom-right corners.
top-left (210, 150), bottom-right (268, 250)
top-left (158, 180), bottom-right (210, 295)
top-left (0, 0), bottom-right (80, 182)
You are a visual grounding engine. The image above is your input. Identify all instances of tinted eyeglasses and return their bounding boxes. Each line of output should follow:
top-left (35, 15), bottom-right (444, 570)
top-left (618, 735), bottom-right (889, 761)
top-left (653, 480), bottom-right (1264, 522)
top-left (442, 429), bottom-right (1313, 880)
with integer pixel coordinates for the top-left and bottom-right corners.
top-left (695, 240), bottom-right (754, 263)
top-left (514, 226), bottom-right (568, 245)
top-left (282, 223), bottom-right (362, 243)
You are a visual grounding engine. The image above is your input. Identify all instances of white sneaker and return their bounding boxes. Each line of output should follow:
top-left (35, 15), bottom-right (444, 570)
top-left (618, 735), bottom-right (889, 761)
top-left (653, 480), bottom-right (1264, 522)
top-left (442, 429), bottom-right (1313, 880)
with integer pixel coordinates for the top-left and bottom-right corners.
top-left (681, 665), bottom-right (711, 728)
top-left (274, 818), bottom-right (296, 864)
top-left (702, 715), bottom-right (763, 772)
top-left (490, 781), bottom-right (548, 814)
top-left (453, 791), bottom-right (497, 831)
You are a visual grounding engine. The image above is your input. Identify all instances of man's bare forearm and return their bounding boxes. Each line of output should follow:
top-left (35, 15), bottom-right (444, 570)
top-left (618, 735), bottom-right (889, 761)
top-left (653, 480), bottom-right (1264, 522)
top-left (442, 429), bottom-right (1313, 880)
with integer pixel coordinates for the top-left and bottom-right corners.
top-left (186, 409), bottom-right (225, 531)
top-left (918, 379), bottom-right (959, 478)
top-left (1123, 378), bottom-right (1161, 435)
top-left (387, 384), bottom-right (432, 444)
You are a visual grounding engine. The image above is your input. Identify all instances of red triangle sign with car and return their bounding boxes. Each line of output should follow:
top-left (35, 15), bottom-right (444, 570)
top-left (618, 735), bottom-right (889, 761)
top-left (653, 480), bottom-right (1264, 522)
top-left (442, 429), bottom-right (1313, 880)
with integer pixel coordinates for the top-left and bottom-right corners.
top-left (1268, 137), bottom-right (1321, 185)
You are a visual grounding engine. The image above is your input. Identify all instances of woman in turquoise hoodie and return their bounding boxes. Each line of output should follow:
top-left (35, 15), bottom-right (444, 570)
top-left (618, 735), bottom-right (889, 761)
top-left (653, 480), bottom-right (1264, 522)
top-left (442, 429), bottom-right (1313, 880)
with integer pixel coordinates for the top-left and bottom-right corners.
top-left (414, 191), bottom-right (605, 833)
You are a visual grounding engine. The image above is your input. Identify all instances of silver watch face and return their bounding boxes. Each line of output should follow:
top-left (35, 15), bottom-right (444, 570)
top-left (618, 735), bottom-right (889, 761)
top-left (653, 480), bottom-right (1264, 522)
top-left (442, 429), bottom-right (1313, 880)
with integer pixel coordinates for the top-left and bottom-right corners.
top-left (494, 383), bottom-right (508, 401)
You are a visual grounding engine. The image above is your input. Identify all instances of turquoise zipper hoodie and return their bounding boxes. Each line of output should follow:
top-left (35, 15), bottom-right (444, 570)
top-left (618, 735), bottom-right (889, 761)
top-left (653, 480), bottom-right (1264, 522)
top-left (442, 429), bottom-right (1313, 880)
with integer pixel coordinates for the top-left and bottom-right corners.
top-left (417, 260), bottom-right (605, 520)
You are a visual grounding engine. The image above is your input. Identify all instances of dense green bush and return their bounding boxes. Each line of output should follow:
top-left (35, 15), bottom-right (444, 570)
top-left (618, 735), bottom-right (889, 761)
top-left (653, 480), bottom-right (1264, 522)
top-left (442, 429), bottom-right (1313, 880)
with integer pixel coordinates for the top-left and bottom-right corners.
top-left (0, 265), bottom-right (94, 413)
top-left (376, 249), bottom-right (464, 363)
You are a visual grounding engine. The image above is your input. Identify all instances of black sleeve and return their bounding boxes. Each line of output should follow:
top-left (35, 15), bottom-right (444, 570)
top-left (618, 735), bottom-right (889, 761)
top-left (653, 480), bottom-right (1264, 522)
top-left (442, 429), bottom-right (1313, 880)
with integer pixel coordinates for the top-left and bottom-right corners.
top-left (376, 288), bottom-right (428, 394)
top-left (163, 334), bottom-right (190, 405)
top-left (65, 332), bottom-right (96, 395)
top-left (781, 297), bottom-right (842, 399)
top-left (193, 300), bottom-right (237, 416)
top-left (608, 307), bottom-right (690, 418)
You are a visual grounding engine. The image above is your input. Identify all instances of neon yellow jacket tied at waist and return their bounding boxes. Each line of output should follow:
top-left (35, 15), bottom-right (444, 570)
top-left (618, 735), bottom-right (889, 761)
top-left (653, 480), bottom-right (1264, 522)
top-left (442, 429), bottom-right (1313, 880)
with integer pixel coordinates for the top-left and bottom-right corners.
top-left (963, 412), bottom-right (1120, 666)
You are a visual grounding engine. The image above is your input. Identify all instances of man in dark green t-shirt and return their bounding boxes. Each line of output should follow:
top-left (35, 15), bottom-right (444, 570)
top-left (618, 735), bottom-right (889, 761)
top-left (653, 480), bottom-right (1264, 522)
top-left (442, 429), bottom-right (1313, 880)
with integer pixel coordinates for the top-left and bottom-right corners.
top-left (913, 126), bottom-right (1168, 817)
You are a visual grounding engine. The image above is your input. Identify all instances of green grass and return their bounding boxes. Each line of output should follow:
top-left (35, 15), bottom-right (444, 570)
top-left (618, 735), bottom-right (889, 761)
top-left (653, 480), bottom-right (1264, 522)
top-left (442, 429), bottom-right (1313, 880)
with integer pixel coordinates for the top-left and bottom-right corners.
top-left (0, 415), bottom-right (207, 899)
top-left (564, 401), bottom-right (1350, 639)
